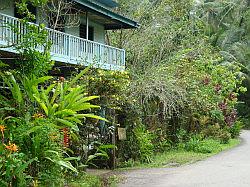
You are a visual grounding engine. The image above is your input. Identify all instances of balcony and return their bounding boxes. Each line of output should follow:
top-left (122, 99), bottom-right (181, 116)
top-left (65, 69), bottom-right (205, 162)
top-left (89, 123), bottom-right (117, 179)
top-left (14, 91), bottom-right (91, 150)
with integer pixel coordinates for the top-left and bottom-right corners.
top-left (0, 13), bottom-right (125, 71)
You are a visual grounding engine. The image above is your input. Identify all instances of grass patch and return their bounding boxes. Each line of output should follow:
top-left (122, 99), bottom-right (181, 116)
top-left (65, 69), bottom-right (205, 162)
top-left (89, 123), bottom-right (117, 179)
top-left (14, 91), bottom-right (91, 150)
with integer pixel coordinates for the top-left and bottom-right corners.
top-left (67, 172), bottom-right (121, 187)
top-left (118, 138), bottom-right (240, 170)
top-left (104, 175), bottom-right (120, 187)
top-left (67, 173), bottom-right (102, 187)
top-left (213, 138), bottom-right (240, 153)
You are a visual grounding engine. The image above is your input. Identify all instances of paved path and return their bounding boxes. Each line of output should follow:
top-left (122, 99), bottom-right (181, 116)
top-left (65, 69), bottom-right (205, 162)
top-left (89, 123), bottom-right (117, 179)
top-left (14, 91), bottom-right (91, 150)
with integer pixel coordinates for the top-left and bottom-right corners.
top-left (119, 130), bottom-right (250, 187)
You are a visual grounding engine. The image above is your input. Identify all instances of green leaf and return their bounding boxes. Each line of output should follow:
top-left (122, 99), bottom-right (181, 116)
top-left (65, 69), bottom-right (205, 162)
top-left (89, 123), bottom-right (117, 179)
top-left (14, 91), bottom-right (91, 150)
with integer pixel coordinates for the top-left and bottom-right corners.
top-left (0, 179), bottom-right (8, 187)
top-left (23, 125), bottom-right (43, 135)
top-left (45, 83), bottom-right (56, 95)
top-left (57, 160), bottom-right (78, 173)
top-left (99, 144), bottom-right (117, 150)
top-left (86, 152), bottom-right (109, 164)
top-left (79, 96), bottom-right (100, 103)
top-left (71, 104), bottom-right (100, 111)
top-left (50, 84), bottom-right (61, 104)
top-left (54, 109), bottom-right (76, 117)
top-left (63, 156), bottom-right (80, 161)
top-left (0, 107), bottom-right (15, 111)
top-left (33, 95), bottom-right (49, 116)
top-left (0, 61), bottom-right (9, 68)
top-left (77, 114), bottom-right (109, 122)
top-left (64, 117), bottom-right (82, 124)
top-left (55, 118), bottom-right (79, 131)
top-left (45, 150), bottom-right (60, 157)
top-left (34, 76), bottom-right (53, 85)
top-left (45, 153), bottom-right (78, 173)
top-left (3, 73), bottom-right (24, 106)
top-left (41, 86), bottom-right (50, 107)
top-left (64, 66), bottom-right (91, 91)
top-left (14, 158), bottom-right (37, 175)
top-left (86, 155), bottom-right (97, 163)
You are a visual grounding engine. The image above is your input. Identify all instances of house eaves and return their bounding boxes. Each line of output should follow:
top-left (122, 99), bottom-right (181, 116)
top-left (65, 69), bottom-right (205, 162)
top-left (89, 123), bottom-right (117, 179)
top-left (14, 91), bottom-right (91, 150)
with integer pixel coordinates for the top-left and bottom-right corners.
top-left (73, 0), bottom-right (139, 30)
top-left (94, 0), bottom-right (119, 8)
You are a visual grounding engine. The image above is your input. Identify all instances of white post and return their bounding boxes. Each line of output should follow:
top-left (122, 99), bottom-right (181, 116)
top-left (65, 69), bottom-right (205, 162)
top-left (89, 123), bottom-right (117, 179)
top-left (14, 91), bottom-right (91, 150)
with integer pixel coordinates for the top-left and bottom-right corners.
top-left (86, 11), bottom-right (89, 40)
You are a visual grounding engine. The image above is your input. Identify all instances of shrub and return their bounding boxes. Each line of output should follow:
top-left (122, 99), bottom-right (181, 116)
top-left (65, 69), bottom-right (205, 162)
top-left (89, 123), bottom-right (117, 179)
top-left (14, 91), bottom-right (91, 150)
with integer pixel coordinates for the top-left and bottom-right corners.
top-left (201, 124), bottom-right (231, 144)
top-left (133, 124), bottom-right (154, 163)
top-left (0, 70), bottom-right (104, 186)
top-left (177, 129), bottom-right (190, 150)
top-left (152, 128), bottom-right (172, 152)
top-left (201, 124), bottom-right (221, 138)
top-left (216, 129), bottom-right (231, 144)
top-left (184, 135), bottom-right (221, 153)
top-left (241, 117), bottom-right (250, 129)
top-left (184, 135), bottom-right (201, 152)
top-left (195, 139), bottom-right (221, 153)
top-left (229, 121), bottom-right (244, 138)
top-left (117, 158), bottom-right (138, 168)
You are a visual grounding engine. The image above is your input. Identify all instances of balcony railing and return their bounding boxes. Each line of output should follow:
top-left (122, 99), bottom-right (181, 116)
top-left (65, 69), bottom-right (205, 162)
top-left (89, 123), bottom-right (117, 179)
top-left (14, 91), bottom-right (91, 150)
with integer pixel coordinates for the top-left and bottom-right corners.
top-left (0, 13), bottom-right (125, 71)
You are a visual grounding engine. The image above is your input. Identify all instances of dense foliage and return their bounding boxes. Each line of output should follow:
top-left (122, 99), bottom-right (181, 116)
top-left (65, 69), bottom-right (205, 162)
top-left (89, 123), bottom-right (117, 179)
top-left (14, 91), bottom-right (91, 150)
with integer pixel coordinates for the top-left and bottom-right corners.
top-left (107, 0), bottom-right (248, 164)
top-left (0, 0), bottom-right (249, 186)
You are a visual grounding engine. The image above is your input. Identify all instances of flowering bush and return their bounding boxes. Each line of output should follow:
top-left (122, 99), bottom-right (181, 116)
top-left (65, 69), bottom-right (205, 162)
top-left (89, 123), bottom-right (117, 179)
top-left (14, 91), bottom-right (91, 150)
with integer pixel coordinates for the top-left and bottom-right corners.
top-left (86, 69), bottom-right (130, 108)
top-left (0, 123), bottom-right (35, 186)
top-left (166, 45), bottom-right (246, 136)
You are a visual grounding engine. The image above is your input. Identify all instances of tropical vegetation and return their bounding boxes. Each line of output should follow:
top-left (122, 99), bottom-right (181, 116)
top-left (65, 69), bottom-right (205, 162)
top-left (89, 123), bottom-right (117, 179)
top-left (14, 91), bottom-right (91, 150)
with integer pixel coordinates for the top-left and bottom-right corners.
top-left (0, 0), bottom-right (249, 186)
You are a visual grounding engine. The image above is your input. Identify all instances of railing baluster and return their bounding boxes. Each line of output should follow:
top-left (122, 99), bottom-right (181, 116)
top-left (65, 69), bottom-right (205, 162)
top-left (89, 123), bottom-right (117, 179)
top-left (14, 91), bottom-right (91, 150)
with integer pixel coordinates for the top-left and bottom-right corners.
top-left (67, 35), bottom-right (70, 57)
top-left (0, 15), bottom-right (2, 41)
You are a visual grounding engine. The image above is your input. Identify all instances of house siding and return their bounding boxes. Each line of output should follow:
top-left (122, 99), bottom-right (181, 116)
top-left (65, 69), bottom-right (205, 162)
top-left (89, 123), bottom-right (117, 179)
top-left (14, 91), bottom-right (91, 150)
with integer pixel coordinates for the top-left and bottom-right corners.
top-left (65, 26), bottom-right (80, 38)
top-left (0, 0), bottom-right (14, 17)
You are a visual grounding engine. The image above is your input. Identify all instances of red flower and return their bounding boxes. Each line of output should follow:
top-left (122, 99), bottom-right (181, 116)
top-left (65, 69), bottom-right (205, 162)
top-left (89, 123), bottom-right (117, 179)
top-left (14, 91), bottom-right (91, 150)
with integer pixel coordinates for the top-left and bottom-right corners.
top-left (229, 92), bottom-right (236, 100)
top-left (59, 77), bottom-right (65, 82)
top-left (218, 101), bottom-right (227, 111)
top-left (0, 125), bottom-right (5, 143)
top-left (4, 142), bottom-right (18, 152)
top-left (214, 84), bottom-right (222, 93)
top-left (203, 76), bottom-right (210, 85)
top-left (62, 128), bottom-right (69, 147)
top-left (224, 109), bottom-right (237, 126)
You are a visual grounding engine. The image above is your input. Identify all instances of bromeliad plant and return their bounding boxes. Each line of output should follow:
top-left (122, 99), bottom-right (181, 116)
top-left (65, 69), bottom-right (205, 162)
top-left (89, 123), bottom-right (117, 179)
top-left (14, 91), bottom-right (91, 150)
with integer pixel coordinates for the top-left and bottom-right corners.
top-left (32, 68), bottom-right (107, 138)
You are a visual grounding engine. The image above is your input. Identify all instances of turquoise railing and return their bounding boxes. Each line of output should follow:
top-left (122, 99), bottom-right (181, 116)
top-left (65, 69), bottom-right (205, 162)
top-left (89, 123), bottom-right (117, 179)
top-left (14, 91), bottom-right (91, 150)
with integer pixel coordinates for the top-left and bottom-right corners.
top-left (0, 13), bottom-right (125, 71)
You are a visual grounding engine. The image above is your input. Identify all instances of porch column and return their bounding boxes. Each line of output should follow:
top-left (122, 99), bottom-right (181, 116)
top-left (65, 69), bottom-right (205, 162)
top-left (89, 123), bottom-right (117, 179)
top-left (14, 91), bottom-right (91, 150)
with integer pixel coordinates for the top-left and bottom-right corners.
top-left (86, 11), bottom-right (89, 40)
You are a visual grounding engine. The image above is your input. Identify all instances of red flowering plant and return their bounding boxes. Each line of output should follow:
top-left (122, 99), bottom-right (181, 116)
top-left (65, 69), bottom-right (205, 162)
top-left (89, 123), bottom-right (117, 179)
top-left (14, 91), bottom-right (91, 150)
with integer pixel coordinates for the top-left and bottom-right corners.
top-left (169, 46), bottom-right (246, 137)
top-left (205, 61), bottom-right (246, 130)
top-left (0, 124), bottom-right (5, 143)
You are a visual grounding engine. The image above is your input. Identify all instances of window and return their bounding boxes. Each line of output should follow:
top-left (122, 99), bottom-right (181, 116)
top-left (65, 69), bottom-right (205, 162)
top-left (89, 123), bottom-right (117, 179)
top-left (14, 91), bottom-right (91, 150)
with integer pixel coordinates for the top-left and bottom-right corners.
top-left (79, 24), bottom-right (94, 41)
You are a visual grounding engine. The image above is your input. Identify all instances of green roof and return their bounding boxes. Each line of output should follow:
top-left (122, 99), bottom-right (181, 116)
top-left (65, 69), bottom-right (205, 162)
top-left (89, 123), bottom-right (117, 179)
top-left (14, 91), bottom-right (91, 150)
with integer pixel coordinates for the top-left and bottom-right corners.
top-left (73, 0), bottom-right (139, 30)
top-left (95, 0), bottom-right (118, 8)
